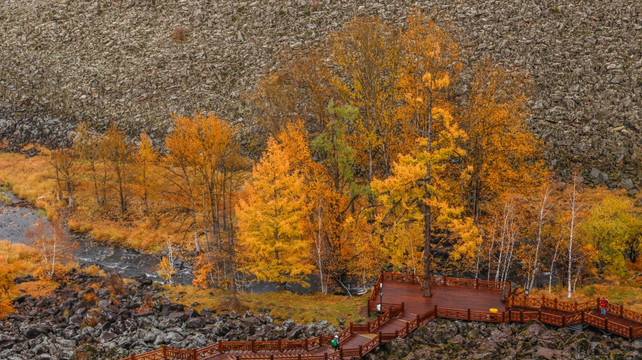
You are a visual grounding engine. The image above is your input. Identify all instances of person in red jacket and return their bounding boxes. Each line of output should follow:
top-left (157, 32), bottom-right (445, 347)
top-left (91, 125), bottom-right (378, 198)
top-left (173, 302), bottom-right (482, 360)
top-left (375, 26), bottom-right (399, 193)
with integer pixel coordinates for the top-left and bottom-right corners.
top-left (600, 297), bottom-right (608, 316)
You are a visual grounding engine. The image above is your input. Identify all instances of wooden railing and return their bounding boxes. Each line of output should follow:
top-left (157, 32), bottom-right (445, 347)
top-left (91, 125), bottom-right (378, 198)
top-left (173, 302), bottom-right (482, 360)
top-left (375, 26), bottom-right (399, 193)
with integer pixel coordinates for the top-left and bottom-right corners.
top-left (368, 271), bottom-right (511, 315)
top-left (507, 294), bottom-right (593, 313)
top-left (123, 272), bottom-right (642, 359)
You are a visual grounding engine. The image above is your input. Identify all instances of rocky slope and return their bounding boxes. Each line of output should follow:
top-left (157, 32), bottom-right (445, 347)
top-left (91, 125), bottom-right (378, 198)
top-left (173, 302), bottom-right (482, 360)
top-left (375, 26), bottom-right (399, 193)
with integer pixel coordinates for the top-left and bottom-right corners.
top-left (0, 0), bottom-right (640, 190)
top-left (366, 319), bottom-right (642, 360)
top-left (1, 271), bottom-right (339, 360)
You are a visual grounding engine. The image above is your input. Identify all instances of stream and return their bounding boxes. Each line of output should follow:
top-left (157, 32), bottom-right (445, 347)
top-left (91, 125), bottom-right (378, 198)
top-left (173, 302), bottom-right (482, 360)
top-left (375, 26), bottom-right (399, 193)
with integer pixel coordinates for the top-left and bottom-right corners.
top-left (0, 189), bottom-right (194, 285)
top-left (0, 189), bottom-right (370, 294)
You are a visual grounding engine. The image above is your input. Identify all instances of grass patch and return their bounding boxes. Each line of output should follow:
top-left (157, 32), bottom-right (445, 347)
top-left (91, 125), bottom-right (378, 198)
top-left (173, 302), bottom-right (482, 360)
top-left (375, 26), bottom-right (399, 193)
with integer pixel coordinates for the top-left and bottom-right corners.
top-left (161, 285), bottom-right (369, 326)
top-left (0, 240), bottom-right (58, 299)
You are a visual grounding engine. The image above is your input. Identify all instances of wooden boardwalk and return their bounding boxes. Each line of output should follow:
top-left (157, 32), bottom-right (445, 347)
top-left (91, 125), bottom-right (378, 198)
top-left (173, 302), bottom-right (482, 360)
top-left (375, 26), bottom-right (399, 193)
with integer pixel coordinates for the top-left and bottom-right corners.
top-left (123, 272), bottom-right (642, 360)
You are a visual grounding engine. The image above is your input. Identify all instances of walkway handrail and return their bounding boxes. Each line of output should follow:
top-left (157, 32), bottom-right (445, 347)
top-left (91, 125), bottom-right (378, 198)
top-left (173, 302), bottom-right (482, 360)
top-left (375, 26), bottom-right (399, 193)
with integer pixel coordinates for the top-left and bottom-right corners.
top-left (507, 293), bottom-right (642, 326)
top-left (123, 273), bottom-right (641, 359)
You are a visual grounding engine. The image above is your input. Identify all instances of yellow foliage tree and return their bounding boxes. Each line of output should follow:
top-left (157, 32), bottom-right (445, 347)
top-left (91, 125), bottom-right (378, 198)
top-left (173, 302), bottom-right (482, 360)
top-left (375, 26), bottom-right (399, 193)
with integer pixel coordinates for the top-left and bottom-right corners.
top-left (237, 138), bottom-right (314, 287)
top-left (395, 10), bottom-right (463, 296)
top-left (459, 58), bottom-right (544, 222)
top-left (332, 16), bottom-right (401, 179)
top-left (158, 257), bottom-right (176, 285)
top-left (101, 125), bottom-right (133, 214)
top-left (136, 131), bottom-right (158, 215)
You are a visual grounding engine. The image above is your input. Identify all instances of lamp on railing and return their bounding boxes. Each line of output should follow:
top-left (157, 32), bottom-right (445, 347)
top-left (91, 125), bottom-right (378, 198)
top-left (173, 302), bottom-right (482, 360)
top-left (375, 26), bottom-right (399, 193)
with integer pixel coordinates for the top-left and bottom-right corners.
top-left (377, 282), bottom-right (383, 313)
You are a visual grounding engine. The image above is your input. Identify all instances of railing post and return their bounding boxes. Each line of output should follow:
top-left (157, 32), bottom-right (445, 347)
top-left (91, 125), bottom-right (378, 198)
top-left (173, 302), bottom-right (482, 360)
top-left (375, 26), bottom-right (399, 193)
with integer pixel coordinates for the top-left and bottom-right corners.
top-left (434, 305), bottom-right (438, 317)
top-left (507, 309), bottom-right (511, 323)
top-left (367, 302), bottom-right (370, 317)
top-left (298, 355), bottom-right (302, 360)
top-left (192, 349), bottom-right (197, 360)
top-left (467, 309), bottom-right (471, 321)
top-left (538, 310), bottom-right (541, 322)
top-left (324, 353), bottom-right (328, 360)
top-left (475, 278), bottom-right (479, 289)
top-left (162, 345), bottom-right (167, 359)
top-left (339, 348), bottom-right (343, 359)
top-left (379, 331), bottom-right (382, 342)
top-left (219, 340), bottom-right (223, 353)
top-left (554, 298), bottom-right (558, 310)
top-left (304, 338), bottom-right (308, 351)
top-left (130, 355), bottom-right (135, 360)
top-left (604, 318), bottom-right (608, 331)
top-left (359, 345), bottom-right (363, 357)
top-left (270, 355), bottom-right (274, 360)
top-left (416, 314), bottom-right (420, 325)
top-left (620, 305), bottom-right (624, 317)
top-left (251, 340), bottom-right (256, 353)
top-left (562, 315), bottom-right (566, 327)
top-left (629, 326), bottom-right (633, 339)
top-left (395, 330), bottom-right (398, 338)
top-left (278, 339), bottom-right (282, 352)
top-left (350, 323), bottom-right (353, 334)
top-left (406, 322), bottom-right (409, 334)
top-left (520, 310), bottom-right (523, 322)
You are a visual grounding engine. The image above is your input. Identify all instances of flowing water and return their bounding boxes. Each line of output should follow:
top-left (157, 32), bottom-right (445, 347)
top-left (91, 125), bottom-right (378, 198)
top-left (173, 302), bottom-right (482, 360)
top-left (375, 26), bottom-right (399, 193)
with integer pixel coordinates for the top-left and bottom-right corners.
top-left (0, 189), bottom-right (371, 294)
top-left (0, 190), bottom-right (193, 285)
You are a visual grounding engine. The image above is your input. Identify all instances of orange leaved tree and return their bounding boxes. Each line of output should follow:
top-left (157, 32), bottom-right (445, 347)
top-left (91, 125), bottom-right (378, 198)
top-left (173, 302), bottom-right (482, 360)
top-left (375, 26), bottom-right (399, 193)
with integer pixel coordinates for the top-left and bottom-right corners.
top-left (237, 138), bottom-right (314, 287)
top-left (396, 10), bottom-right (461, 296)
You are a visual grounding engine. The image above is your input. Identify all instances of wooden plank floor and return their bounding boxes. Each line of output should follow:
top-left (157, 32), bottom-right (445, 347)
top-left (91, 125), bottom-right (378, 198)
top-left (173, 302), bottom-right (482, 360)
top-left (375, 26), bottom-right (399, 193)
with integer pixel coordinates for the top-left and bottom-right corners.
top-left (379, 280), bottom-right (506, 315)
top-left (129, 275), bottom-right (642, 360)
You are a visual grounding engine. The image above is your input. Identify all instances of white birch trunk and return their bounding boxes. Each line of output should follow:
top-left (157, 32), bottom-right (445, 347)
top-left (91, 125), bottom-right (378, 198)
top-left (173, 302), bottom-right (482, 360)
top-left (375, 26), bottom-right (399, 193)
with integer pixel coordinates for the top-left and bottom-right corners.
top-left (567, 176), bottom-right (578, 299)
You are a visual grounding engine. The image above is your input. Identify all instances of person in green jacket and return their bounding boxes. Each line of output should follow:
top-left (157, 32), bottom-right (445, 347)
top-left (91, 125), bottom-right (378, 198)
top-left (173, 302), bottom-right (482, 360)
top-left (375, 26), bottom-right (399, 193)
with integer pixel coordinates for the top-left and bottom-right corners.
top-left (331, 335), bottom-right (339, 351)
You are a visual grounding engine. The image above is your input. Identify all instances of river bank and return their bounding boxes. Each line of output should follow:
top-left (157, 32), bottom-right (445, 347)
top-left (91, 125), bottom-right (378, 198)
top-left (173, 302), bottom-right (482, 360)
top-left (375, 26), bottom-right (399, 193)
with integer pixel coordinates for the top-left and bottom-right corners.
top-left (0, 187), bottom-right (193, 285)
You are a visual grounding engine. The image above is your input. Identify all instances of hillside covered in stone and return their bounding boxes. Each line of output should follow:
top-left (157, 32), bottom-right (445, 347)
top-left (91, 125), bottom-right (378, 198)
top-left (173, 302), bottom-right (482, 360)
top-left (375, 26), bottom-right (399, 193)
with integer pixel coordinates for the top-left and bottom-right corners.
top-left (1, 0), bottom-right (640, 189)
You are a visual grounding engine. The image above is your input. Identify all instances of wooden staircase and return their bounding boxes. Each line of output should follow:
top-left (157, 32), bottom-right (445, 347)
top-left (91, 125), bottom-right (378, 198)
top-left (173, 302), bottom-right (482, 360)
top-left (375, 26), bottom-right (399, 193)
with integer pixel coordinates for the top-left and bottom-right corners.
top-left (122, 272), bottom-right (642, 360)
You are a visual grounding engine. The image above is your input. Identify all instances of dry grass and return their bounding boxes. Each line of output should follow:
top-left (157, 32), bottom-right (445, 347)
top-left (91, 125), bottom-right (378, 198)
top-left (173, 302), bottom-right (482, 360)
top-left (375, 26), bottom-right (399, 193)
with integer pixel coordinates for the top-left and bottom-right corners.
top-left (0, 240), bottom-right (58, 299)
top-left (0, 152), bottom-right (184, 252)
top-left (161, 285), bottom-right (369, 326)
top-left (15, 280), bottom-right (58, 299)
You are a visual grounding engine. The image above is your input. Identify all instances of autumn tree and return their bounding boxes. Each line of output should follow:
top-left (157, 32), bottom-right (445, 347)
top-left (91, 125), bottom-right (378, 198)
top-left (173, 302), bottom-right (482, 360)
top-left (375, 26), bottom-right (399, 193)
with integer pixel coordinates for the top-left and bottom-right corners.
top-left (582, 191), bottom-right (642, 276)
top-left (135, 131), bottom-right (158, 214)
top-left (164, 113), bottom-right (247, 287)
top-left (158, 239), bottom-right (176, 285)
top-left (459, 58), bottom-right (544, 223)
top-left (101, 125), bottom-right (133, 214)
top-left (526, 184), bottom-right (553, 291)
top-left (565, 173), bottom-right (586, 299)
top-left (250, 49), bottom-right (336, 139)
top-left (47, 147), bottom-right (78, 207)
top-left (164, 114), bottom-right (203, 252)
top-left (331, 16), bottom-right (401, 179)
top-left (26, 220), bottom-right (77, 279)
top-left (74, 122), bottom-right (106, 207)
top-left (372, 132), bottom-right (480, 283)
top-left (237, 138), bottom-right (314, 287)
top-left (396, 10), bottom-right (461, 296)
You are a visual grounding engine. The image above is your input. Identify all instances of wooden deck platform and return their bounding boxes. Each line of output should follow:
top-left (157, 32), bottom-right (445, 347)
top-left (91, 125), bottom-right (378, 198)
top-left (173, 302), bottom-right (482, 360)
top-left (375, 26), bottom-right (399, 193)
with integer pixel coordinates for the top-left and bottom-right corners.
top-left (123, 272), bottom-right (642, 360)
